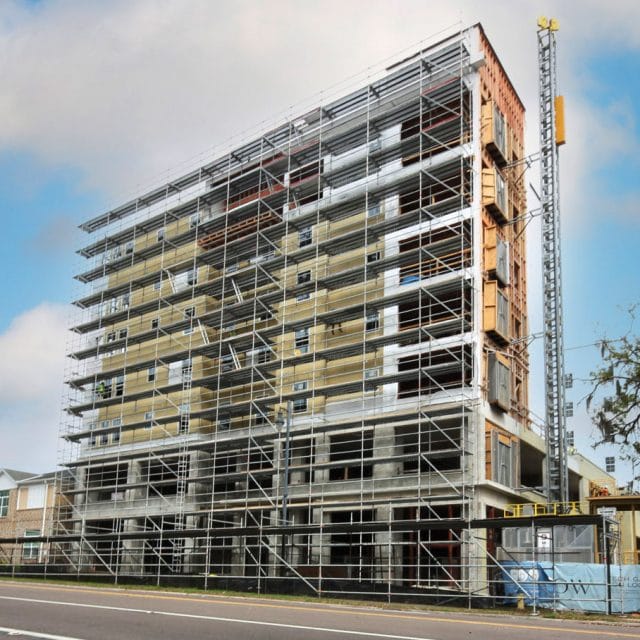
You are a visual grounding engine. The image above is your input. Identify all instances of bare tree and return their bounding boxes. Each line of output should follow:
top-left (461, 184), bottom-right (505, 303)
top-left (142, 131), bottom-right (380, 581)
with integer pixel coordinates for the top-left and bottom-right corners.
top-left (587, 308), bottom-right (640, 463)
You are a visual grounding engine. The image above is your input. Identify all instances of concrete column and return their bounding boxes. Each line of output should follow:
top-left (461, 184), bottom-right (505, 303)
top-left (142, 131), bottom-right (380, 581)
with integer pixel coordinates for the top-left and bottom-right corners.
top-left (373, 425), bottom-right (399, 481)
top-left (313, 434), bottom-right (330, 485)
top-left (127, 461), bottom-right (143, 502)
top-left (188, 451), bottom-right (209, 505)
top-left (182, 514), bottom-right (199, 574)
top-left (231, 512), bottom-right (244, 576)
top-left (375, 504), bottom-right (397, 583)
top-left (121, 517), bottom-right (144, 576)
top-left (466, 499), bottom-right (488, 595)
top-left (311, 507), bottom-right (330, 571)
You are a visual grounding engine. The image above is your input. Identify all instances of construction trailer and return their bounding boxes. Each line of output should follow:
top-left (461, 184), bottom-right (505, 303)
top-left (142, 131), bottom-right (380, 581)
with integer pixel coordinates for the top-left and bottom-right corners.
top-left (53, 23), bottom-right (540, 599)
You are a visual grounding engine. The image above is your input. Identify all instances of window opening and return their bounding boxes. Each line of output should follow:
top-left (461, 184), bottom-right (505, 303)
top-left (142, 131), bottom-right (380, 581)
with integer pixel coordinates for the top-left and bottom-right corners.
top-left (23, 530), bottom-right (40, 560)
top-left (299, 226), bottom-right (313, 248)
top-left (293, 397), bottom-right (308, 413)
top-left (0, 491), bottom-right (8, 517)
top-left (367, 251), bottom-right (380, 263)
top-left (366, 310), bottom-right (379, 331)
top-left (295, 328), bottom-right (309, 354)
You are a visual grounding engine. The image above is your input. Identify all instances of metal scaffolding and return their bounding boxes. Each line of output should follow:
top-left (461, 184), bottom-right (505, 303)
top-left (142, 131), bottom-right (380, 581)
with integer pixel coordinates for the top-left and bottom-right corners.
top-left (2, 24), bottom-right (540, 604)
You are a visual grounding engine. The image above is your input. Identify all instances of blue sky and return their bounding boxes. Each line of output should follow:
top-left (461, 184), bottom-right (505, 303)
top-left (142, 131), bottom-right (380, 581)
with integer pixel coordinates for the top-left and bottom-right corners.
top-left (0, 0), bottom-right (638, 481)
top-left (0, 151), bottom-right (101, 322)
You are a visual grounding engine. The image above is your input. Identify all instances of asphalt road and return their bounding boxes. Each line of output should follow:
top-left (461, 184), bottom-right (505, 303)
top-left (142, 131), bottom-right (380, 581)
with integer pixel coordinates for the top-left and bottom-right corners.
top-left (0, 581), bottom-right (638, 640)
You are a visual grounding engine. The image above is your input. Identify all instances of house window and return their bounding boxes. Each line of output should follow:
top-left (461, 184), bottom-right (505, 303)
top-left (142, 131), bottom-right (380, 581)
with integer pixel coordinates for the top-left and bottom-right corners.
top-left (364, 368), bottom-right (380, 380)
top-left (299, 226), bottom-right (313, 248)
top-left (184, 306), bottom-right (195, 319)
top-left (296, 271), bottom-right (311, 300)
top-left (118, 328), bottom-right (128, 340)
top-left (151, 318), bottom-right (159, 330)
top-left (365, 311), bottom-right (379, 331)
top-left (22, 485), bottom-right (46, 510)
top-left (112, 430), bottom-right (121, 444)
top-left (147, 366), bottom-right (156, 383)
top-left (605, 457), bottom-right (616, 473)
top-left (0, 490), bottom-right (9, 517)
top-left (293, 397), bottom-right (308, 413)
top-left (106, 332), bottom-right (116, 344)
top-left (124, 241), bottom-right (134, 255)
top-left (153, 280), bottom-right (161, 291)
top-left (144, 411), bottom-right (154, 429)
top-left (22, 530), bottom-right (40, 561)
top-left (114, 375), bottom-right (124, 397)
top-left (295, 328), bottom-right (309, 354)
top-left (187, 269), bottom-right (198, 286)
top-left (100, 433), bottom-right (109, 446)
top-left (367, 251), bottom-right (380, 263)
top-left (219, 418), bottom-right (230, 431)
top-left (293, 380), bottom-right (308, 392)
top-left (189, 213), bottom-right (199, 229)
top-left (157, 228), bottom-right (165, 242)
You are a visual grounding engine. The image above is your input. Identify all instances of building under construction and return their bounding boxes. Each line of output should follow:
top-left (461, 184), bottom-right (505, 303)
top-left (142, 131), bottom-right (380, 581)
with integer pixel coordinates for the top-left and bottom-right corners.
top-left (56, 23), bottom-right (550, 597)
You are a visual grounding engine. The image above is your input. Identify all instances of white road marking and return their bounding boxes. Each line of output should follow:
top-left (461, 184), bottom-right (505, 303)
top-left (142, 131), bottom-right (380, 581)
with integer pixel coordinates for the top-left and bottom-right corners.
top-left (0, 627), bottom-right (85, 640)
top-left (0, 595), bottom-right (438, 640)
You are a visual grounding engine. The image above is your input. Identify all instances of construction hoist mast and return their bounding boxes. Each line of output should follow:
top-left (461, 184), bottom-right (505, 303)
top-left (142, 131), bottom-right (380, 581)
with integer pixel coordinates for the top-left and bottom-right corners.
top-left (537, 17), bottom-right (568, 503)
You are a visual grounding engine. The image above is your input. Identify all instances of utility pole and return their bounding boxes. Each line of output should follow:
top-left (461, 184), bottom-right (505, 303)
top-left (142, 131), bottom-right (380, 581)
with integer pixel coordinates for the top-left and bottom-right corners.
top-left (537, 16), bottom-right (569, 504)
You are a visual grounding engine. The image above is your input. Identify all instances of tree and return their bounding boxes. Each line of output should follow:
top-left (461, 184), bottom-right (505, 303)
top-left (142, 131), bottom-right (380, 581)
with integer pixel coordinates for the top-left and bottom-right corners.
top-left (586, 315), bottom-right (640, 461)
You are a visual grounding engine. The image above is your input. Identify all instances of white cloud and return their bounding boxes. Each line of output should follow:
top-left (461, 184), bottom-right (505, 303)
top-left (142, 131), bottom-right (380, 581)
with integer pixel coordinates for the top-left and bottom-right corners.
top-left (0, 0), bottom-right (637, 222)
top-left (0, 303), bottom-right (69, 471)
top-left (561, 94), bottom-right (640, 232)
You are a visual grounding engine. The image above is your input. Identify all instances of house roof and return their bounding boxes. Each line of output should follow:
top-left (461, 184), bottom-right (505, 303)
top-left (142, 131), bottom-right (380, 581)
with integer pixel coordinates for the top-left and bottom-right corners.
top-left (17, 471), bottom-right (59, 484)
top-left (1, 468), bottom-right (37, 482)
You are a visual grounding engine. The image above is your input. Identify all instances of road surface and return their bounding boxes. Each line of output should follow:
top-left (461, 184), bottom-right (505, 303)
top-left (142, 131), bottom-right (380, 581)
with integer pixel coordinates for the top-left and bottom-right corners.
top-left (0, 581), bottom-right (637, 640)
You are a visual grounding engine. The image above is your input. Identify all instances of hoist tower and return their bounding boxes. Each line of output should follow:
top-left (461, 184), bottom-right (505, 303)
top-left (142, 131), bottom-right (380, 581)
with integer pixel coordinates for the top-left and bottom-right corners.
top-left (537, 17), bottom-right (568, 503)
